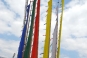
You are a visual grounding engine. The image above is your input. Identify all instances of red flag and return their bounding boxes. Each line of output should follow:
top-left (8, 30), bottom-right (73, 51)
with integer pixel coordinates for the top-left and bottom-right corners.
top-left (31, 0), bottom-right (40, 58)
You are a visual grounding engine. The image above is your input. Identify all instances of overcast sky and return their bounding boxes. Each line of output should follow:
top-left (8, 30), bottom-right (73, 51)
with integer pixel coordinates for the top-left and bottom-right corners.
top-left (0, 0), bottom-right (87, 58)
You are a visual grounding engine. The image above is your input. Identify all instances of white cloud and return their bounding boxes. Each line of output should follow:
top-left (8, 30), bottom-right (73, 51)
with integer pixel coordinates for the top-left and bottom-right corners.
top-left (60, 54), bottom-right (70, 58)
top-left (4, 0), bottom-right (25, 17)
top-left (60, 0), bottom-right (87, 58)
top-left (0, 39), bottom-right (19, 58)
top-left (61, 38), bottom-right (87, 58)
top-left (0, 0), bottom-right (87, 58)
top-left (0, 0), bottom-right (23, 37)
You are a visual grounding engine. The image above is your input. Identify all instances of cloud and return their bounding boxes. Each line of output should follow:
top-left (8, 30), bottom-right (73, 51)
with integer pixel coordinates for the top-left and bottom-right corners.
top-left (0, 0), bottom-right (23, 37)
top-left (0, 0), bottom-right (87, 58)
top-left (32, 0), bottom-right (87, 58)
top-left (60, 0), bottom-right (87, 58)
top-left (0, 39), bottom-right (19, 58)
top-left (60, 54), bottom-right (70, 58)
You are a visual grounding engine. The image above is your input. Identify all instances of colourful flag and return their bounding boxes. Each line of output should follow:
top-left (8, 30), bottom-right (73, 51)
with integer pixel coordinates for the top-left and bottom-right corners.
top-left (57, 0), bottom-right (64, 58)
top-left (51, 21), bottom-right (58, 58)
top-left (23, 0), bottom-right (37, 58)
top-left (43, 0), bottom-right (52, 58)
top-left (17, 4), bottom-right (30, 58)
top-left (31, 0), bottom-right (40, 58)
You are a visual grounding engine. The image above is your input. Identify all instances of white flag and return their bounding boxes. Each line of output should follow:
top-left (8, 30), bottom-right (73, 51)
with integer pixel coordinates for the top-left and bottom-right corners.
top-left (51, 22), bottom-right (58, 58)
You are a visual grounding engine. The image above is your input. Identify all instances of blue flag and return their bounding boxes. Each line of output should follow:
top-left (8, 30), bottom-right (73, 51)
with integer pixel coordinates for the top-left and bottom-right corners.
top-left (17, 4), bottom-right (30, 58)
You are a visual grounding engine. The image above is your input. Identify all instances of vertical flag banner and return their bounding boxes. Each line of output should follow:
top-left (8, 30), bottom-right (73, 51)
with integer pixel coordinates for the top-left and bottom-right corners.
top-left (57, 0), bottom-right (64, 58)
top-left (43, 0), bottom-right (52, 58)
top-left (51, 20), bottom-right (58, 58)
top-left (23, 0), bottom-right (28, 25)
top-left (23, 0), bottom-right (37, 58)
top-left (51, 6), bottom-right (58, 58)
top-left (17, 5), bottom-right (30, 58)
top-left (31, 0), bottom-right (40, 58)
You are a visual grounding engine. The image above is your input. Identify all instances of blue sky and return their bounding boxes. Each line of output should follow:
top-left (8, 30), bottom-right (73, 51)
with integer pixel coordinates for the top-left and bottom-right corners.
top-left (0, 0), bottom-right (87, 58)
top-left (61, 48), bottom-right (79, 58)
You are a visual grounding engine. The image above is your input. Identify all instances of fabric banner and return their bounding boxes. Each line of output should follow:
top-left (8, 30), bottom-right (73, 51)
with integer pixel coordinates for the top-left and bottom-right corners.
top-left (23, 0), bottom-right (37, 58)
top-left (31, 0), bottom-right (40, 58)
top-left (17, 5), bottom-right (30, 58)
top-left (57, 0), bottom-right (64, 58)
top-left (43, 0), bottom-right (52, 58)
top-left (51, 22), bottom-right (58, 58)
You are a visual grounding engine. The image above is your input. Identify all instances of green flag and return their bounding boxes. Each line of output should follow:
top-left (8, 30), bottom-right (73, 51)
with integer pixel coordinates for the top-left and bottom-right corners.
top-left (24, 0), bottom-right (37, 58)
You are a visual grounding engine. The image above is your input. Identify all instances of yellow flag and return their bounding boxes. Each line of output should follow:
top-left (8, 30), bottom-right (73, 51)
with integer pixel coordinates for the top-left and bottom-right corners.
top-left (57, 0), bottom-right (64, 58)
top-left (43, 0), bottom-right (52, 58)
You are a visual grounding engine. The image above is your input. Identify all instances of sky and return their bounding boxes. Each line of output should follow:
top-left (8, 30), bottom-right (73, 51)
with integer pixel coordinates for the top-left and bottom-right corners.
top-left (0, 0), bottom-right (87, 58)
